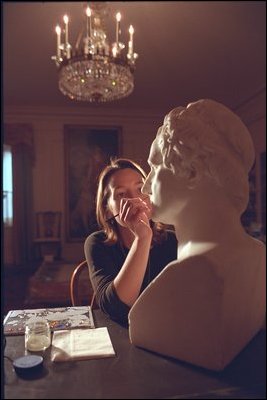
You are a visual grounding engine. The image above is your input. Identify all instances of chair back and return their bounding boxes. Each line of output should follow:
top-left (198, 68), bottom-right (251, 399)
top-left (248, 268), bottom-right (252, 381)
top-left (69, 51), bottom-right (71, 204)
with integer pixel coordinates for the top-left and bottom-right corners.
top-left (36, 211), bottom-right (61, 239)
top-left (34, 211), bottom-right (62, 261)
top-left (70, 260), bottom-right (96, 308)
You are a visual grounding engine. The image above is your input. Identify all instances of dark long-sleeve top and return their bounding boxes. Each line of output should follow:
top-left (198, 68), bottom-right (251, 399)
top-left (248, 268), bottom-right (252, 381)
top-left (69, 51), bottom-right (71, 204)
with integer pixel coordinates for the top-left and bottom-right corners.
top-left (84, 230), bottom-right (177, 325)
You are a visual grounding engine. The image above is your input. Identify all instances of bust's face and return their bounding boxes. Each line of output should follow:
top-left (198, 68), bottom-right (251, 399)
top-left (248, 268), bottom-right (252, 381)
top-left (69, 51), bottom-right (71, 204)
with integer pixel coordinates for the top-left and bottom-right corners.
top-left (142, 127), bottom-right (190, 224)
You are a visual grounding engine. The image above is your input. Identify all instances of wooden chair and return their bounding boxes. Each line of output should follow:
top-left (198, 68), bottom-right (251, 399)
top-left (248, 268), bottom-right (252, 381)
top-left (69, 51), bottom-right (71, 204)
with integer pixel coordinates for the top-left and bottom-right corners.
top-left (33, 211), bottom-right (62, 261)
top-left (70, 260), bottom-right (96, 308)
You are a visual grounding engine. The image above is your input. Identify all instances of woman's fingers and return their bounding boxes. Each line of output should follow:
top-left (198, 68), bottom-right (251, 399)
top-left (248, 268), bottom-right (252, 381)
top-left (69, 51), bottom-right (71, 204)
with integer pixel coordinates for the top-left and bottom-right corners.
top-left (121, 203), bottom-right (145, 222)
top-left (120, 198), bottom-right (150, 224)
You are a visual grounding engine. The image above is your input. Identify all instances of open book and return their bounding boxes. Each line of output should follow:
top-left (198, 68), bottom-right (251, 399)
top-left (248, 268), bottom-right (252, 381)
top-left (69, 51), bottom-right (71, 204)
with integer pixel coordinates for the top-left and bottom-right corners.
top-left (3, 306), bottom-right (95, 336)
top-left (51, 327), bottom-right (116, 362)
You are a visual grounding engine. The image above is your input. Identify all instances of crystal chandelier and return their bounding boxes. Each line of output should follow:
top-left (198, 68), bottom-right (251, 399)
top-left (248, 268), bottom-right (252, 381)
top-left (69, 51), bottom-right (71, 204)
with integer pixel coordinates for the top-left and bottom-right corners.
top-left (52, 2), bottom-right (138, 103)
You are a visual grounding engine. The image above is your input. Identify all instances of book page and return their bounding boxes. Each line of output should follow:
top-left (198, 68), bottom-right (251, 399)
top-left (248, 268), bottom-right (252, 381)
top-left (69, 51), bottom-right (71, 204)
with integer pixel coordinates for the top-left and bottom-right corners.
top-left (51, 327), bottom-right (116, 362)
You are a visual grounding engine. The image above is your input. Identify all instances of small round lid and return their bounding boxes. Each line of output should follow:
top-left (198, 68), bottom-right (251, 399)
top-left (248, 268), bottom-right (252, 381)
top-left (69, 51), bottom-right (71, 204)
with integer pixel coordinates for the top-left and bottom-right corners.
top-left (13, 355), bottom-right (43, 372)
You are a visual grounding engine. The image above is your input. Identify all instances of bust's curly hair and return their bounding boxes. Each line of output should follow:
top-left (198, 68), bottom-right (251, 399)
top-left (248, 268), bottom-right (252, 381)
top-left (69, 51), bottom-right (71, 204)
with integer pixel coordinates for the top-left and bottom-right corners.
top-left (157, 99), bottom-right (255, 214)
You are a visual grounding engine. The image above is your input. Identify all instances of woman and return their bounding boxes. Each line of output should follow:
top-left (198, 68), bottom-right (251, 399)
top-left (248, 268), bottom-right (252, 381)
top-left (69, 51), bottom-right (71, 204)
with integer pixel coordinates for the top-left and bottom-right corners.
top-left (84, 158), bottom-right (177, 325)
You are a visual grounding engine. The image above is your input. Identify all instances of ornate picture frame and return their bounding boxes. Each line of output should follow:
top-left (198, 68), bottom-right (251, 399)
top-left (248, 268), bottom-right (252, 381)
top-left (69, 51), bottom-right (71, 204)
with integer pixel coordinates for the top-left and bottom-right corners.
top-left (64, 125), bottom-right (121, 242)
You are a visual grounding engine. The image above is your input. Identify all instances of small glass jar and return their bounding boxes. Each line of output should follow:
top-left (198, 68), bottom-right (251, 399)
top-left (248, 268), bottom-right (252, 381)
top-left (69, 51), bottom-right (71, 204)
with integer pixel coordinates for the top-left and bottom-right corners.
top-left (25, 320), bottom-right (51, 352)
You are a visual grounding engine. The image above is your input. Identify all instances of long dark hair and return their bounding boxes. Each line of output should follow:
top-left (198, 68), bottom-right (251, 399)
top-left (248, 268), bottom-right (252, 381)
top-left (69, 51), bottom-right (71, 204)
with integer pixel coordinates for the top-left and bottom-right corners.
top-left (96, 158), bottom-right (167, 244)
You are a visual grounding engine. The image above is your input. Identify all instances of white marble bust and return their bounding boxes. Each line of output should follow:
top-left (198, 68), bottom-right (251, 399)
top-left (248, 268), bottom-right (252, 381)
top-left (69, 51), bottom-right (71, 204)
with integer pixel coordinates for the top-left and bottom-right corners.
top-left (128, 99), bottom-right (266, 371)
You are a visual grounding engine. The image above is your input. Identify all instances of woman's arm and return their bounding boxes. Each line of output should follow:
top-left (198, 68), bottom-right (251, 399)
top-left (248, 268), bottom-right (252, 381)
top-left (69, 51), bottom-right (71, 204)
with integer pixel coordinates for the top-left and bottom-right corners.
top-left (84, 232), bottom-right (130, 323)
top-left (113, 235), bottom-right (152, 306)
top-left (113, 197), bottom-right (152, 306)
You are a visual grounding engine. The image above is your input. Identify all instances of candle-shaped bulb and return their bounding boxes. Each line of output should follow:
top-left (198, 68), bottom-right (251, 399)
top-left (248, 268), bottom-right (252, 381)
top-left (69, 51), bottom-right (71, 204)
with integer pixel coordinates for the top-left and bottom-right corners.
top-left (86, 7), bottom-right (92, 38)
top-left (116, 12), bottom-right (121, 44)
top-left (55, 25), bottom-right (61, 35)
top-left (128, 25), bottom-right (134, 56)
top-left (129, 25), bottom-right (134, 38)
top-left (55, 25), bottom-right (61, 58)
top-left (63, 14), bottom-right (69, 45)
top-left (116, 12), bottom-right (121, 22)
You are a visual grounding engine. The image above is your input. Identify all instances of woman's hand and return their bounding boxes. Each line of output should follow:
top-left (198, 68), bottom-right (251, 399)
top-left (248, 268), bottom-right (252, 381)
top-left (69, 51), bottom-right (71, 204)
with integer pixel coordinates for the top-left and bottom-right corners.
top-left (119, 197), bottom-right (152, 239)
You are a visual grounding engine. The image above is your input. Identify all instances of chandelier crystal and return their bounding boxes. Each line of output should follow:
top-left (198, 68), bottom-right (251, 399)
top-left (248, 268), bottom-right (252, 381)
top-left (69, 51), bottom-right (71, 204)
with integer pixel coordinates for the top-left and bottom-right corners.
top-left (52, 2), bottom-right (138, 103)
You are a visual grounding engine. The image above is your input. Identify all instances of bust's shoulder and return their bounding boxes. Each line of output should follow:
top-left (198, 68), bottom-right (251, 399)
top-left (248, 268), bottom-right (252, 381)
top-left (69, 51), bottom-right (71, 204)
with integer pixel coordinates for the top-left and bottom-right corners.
top-left (158, 252), bottom-right (224, 284)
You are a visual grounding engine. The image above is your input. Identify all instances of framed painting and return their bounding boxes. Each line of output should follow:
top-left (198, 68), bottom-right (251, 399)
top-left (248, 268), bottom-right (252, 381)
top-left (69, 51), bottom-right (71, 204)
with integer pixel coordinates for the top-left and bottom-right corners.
top-left (64, 125), bottom-right (121, 242)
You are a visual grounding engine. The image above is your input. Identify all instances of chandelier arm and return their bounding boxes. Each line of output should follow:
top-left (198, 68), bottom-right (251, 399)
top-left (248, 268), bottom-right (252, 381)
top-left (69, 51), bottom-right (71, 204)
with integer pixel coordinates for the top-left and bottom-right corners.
top-left (75, 27), bottom-right (85, 50)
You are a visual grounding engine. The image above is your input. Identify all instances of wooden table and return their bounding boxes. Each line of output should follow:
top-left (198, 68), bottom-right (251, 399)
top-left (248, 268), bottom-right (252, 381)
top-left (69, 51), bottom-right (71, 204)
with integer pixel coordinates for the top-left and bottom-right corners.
top-left (3, 309), bottom-right (266, 399)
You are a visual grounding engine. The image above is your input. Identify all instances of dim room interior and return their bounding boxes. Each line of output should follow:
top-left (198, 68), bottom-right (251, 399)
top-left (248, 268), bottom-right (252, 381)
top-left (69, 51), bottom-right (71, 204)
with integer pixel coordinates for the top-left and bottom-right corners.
top-left (2, 2), bottom-right (266, 398)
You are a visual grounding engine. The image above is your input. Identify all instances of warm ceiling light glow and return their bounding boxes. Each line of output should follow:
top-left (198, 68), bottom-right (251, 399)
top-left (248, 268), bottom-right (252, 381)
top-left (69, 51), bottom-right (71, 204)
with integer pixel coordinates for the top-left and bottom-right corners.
top-left (51, 3), bottom-right (138, 103)
top-left (116, 12), bottom-right (121, 22)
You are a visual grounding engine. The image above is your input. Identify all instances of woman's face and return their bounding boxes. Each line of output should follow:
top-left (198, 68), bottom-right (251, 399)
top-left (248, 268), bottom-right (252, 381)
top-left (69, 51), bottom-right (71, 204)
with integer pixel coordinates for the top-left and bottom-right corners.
top-left (106, 168), bottom-right (151, 222)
